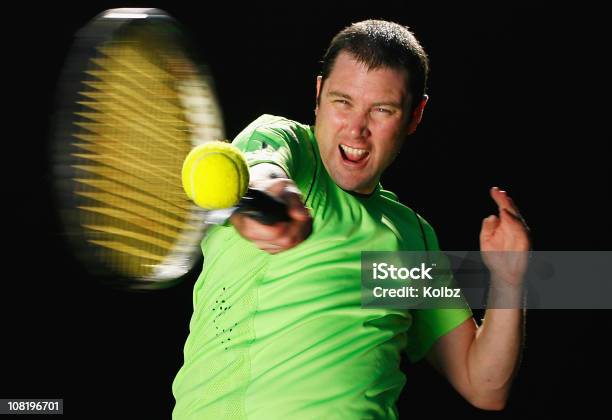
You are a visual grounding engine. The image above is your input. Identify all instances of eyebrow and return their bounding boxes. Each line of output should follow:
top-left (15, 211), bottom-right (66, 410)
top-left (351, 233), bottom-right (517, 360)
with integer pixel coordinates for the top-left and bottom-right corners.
top-left (328, 90), bottom-right (352, 100)
top-left (327, 90), bottom-right (403, 109)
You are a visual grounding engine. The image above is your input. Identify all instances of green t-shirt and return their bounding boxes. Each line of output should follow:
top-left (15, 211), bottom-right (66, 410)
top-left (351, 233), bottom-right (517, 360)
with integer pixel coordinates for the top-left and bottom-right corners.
top-left (172, 115), bottom-right (473, 419)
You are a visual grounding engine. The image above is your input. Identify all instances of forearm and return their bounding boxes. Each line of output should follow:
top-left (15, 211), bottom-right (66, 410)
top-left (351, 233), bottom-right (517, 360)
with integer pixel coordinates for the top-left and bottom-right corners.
top-left (467, 276), bottom-right (526, 407)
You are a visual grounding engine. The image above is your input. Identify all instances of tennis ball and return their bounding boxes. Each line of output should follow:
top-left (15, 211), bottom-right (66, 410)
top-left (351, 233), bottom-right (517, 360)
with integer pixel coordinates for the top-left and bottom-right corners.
top-left (182, 141), bottom-right (250, 209)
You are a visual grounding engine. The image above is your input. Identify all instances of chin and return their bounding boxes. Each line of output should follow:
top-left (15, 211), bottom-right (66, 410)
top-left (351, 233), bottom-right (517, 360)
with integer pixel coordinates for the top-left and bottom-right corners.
top-left (335, 177), bottom-right (371, 194)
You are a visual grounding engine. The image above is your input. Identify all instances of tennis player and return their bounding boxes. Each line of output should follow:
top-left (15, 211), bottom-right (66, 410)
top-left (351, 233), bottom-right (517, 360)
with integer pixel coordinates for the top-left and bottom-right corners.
top-left (173, 19), bottom-right (530, 419)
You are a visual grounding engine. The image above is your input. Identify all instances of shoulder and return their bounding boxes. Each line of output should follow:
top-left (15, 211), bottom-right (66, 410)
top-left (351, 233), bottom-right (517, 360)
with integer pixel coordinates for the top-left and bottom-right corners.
top-left (377, 189), bottom-right (440, 250)
top-left (233, 115), bottom-right (317, 191)
top-left (236, 114), bottom-right (312, 145)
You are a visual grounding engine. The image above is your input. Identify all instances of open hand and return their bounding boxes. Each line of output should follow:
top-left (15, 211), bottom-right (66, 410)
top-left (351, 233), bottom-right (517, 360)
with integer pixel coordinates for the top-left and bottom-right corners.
top-left (479, 187), bottom-right (531, 286)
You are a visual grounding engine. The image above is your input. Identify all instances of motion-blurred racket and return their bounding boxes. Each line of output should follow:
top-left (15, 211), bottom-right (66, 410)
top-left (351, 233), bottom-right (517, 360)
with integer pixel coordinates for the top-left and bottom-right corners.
top-left (52, 8), bottom-right (224, 290)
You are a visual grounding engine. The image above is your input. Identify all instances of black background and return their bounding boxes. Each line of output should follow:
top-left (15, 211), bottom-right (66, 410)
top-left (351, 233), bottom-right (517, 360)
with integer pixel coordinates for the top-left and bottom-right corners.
top-left (2, 2), bottom-right (610, 418)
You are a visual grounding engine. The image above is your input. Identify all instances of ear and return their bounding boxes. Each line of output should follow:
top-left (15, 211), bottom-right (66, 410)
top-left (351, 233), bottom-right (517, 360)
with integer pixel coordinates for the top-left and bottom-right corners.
top-left (315, 76), bottom-right (322, 115)
top-left (405, 94), bottom-right (429, 135)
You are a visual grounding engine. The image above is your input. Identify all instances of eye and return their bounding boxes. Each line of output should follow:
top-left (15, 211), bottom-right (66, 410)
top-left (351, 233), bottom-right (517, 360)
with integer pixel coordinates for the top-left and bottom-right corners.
top-left (374, 107), bottom-right (393, 114)
top-left (333, 99), bottom-right (350, 107)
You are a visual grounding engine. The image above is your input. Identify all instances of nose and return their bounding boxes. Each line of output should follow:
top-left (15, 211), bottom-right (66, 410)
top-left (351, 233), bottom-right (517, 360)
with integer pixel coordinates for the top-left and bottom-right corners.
top-left (347, 112), bottom-right (371, 139)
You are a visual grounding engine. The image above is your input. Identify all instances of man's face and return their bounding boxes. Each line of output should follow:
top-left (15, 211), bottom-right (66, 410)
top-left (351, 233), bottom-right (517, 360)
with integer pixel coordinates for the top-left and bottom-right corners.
top-left (314, 52), bottom-right (415, 194)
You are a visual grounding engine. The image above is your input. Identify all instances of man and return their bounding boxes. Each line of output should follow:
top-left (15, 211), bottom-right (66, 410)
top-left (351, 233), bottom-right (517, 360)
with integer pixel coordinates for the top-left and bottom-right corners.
top-left (173, 20), bottom-right (530, 419)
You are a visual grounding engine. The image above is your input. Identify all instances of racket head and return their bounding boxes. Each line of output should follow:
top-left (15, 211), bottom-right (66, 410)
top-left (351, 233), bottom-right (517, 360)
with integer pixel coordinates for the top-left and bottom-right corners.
top-left (52, 8), bottom-right (224, 290)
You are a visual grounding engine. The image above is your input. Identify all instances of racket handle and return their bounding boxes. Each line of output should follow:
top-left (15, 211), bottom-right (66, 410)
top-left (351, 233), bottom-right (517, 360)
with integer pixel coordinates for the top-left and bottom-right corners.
top-left (236, 188), bottom-right (291, 225)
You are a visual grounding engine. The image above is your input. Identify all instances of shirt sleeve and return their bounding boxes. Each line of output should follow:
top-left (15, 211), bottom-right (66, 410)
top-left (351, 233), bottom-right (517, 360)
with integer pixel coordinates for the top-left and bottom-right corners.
top-left (230, 114), bottom-right (316, 194)
top-left (404, 215), bottom-right (473, 363)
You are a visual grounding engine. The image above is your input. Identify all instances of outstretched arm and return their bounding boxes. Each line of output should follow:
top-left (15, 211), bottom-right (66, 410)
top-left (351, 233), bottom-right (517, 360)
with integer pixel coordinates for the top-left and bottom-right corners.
top-left (426, 187), bottom-right (530, 410)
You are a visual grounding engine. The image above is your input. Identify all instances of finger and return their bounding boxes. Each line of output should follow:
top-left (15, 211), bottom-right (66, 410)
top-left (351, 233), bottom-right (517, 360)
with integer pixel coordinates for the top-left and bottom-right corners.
top-left (480, 214), bottom-right (499, 235)
top-left (260, 179), bottom-right (309, 221)
top-left (264, 178), bottom-right (297, 198)
top-left (504, 207), bottom-right (530, 234)
top-left (490, 186), bottom-right (511, 209)
top-left (240, 218), bottom-right (290, 241)
top-left (502, 208), bottom-right (531, 232)
top-left (284, 193), bottom-right (311, 221)
top-left (252, 240), bottom-right (285, 254)
top-left (505, 196), bottom-right (525, 220)
top-left (252, 216), bottom-right (312, 253)
top-left (482, 214), bottom-right (499, 226)
top-left (490, 187), bottom-right (523, 217)
top-left (285, 216), bottom-right (313, 245)
top-left (479, 215), bottom-right (499, 245)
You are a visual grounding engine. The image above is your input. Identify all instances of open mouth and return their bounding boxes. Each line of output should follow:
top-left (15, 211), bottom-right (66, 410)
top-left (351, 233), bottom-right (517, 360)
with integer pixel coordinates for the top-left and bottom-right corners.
top-left (339, 144), bottom-right (369, 164)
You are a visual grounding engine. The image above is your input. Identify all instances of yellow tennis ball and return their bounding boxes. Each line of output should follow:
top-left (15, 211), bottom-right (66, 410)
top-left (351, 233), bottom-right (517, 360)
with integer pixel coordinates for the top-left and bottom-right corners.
top-left (182, 141), bottom-right (250, 209)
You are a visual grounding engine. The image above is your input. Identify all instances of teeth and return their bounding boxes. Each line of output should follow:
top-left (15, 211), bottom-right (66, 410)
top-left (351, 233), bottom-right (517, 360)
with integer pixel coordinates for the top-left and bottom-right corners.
top-left (340, 144), bottom-right (368, 159)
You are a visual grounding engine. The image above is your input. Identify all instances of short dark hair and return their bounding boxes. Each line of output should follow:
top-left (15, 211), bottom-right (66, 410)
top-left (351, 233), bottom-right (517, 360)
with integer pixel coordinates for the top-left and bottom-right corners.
top-left (319, 20), bottom-right (429, 115)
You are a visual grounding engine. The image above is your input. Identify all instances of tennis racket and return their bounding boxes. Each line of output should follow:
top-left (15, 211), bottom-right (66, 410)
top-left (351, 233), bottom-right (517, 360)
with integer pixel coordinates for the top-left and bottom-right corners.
top-left (52, 8), bottom-right (225, 290)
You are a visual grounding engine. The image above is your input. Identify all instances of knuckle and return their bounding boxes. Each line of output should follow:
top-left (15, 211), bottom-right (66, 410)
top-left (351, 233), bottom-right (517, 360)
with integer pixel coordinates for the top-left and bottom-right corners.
top-left (277, 237), bottom-right (293, 248)
top-left (276, 222), bottom-right (291, 236)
